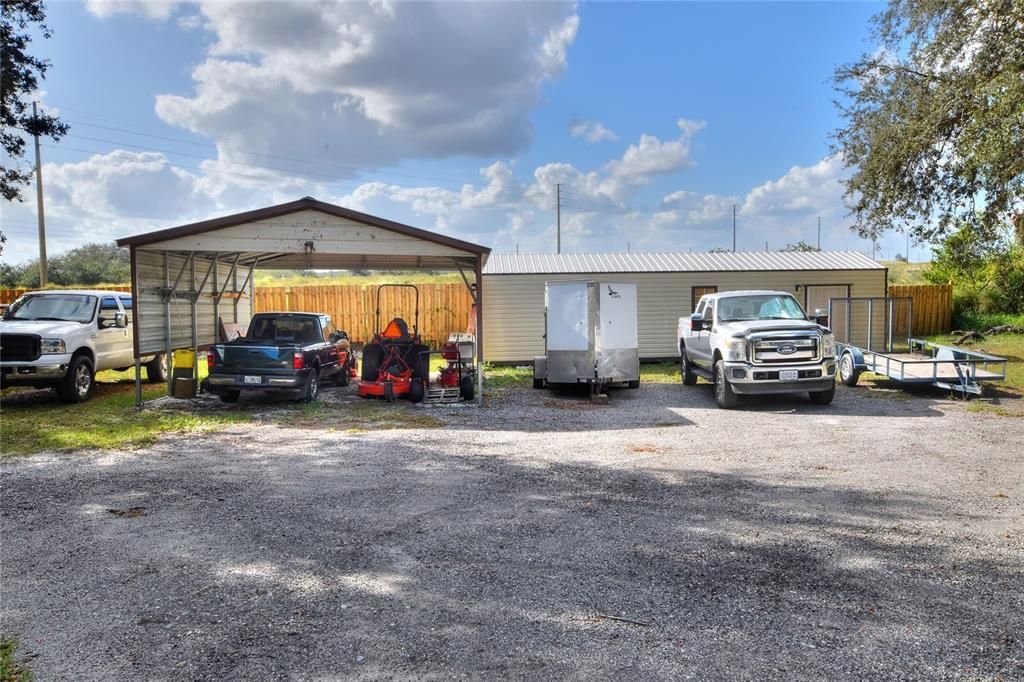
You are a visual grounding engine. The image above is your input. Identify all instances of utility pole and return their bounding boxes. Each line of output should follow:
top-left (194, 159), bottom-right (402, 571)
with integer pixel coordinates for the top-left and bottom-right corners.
top-left (765, 241), bottom-right (768, 252)
top-left (732, 204), bottom-right (737, 252)
top-left (817, 216), bottom-right (821, 250)
top-left (33, 101), bottom-right (48, 287)
top-left (627, 241), bottom-right (630, 253)
top-left (555, 183), bottom-right (561, 254)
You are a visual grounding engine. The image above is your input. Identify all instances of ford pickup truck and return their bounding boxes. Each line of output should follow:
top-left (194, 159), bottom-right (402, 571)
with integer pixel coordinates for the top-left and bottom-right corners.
top-left (0, 290), bottom-right (166, 403)
top-left (204, 312), bottom-right (355, 403)
top-left (677, 290), bottom-right (837, 408)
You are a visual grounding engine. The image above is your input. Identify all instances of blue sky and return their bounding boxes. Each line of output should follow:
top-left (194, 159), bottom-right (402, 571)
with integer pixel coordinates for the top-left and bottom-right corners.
top-left (4, 0), bottom-right (926, 265)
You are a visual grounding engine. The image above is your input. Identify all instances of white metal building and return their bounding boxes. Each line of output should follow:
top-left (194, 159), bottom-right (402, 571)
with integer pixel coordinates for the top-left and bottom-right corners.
top-left (481, 251), bottom-right (887, 363)
top-left (116, 197), bottom-right (490, 404)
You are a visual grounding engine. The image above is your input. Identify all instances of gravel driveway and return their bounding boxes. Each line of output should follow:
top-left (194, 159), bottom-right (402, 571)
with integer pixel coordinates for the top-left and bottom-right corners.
top-left (2, 382), bottom-right (1023, 680)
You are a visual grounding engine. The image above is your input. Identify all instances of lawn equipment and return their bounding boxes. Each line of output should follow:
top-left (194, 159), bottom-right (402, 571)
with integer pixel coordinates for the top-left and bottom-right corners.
top-left (421, 333), bottom-right (477, 404)
top-left (357, 284), bottom-right (429, 402)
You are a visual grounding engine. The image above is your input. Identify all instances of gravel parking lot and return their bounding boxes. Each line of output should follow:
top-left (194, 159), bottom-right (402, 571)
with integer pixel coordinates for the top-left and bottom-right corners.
top-left (2, 381), bottom-right (1023, 680)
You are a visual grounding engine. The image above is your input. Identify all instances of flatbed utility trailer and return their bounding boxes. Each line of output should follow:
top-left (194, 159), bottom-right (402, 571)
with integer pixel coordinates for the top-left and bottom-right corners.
top-left (829, 296), bottom-right (1008, 396)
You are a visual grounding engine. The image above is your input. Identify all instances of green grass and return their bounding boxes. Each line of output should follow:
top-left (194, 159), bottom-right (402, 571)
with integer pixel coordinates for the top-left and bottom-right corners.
top-left (0, 637), bottom-right (33, 682)
top-left (1, 363), bottom-right (251, 457)
top-left (881, 260), bottom-right (931, 285)
top-left (952, 310), bottom-right (1024, 332)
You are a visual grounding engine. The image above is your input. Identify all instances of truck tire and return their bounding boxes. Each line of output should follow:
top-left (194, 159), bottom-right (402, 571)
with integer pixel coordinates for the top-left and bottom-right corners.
top-left (220, 390), bottom-right (240, 403)
top-left (713, 359), bottom-right (739, 409)
top-left (839, 352), bottom-right (861, 387)
top-left (145, 354), bottom-right (168, 383)
top-left (332, 363), bottom-right (351, 387)
top-left (809, 384), bottom-right (836, 405)
top-left (680, 345), bottom-right (698, 386)
top-left (57, 355), bottom-right (95, 403)
top-left (301, 370), bottom-right (319, 403)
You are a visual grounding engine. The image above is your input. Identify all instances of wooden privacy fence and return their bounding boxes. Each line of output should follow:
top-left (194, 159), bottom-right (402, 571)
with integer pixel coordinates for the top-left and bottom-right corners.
top-left (0, 285), bottom-right (131, 305)
top-left (888, 284), bottom-right (953, 336)
top-left (254, 283), bottom-right (473, 347)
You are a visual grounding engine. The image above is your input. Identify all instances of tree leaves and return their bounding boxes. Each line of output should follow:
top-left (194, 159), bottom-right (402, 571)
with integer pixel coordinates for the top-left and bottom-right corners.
top-left (832, 0), bottom-right (1024, 242)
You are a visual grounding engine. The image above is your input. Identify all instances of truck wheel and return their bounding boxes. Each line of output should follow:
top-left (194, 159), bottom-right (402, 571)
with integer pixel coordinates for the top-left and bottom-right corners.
top-left (301, 371), bottom-right (319, 403)
top-left (145, 354), bottom-right (168, 383)
top-left (839, 353), bottom-right (861, 387)
top-left (809, 384), bottom-right (836, 405)
top-left (713, 360), bottom-right (738, 409)
top-left (57, 355), bottom-right (95, 403)
top-left (220, 390), bottom-right (240, 403)
top-left (332, 365), bottom-right (350, 387)
top-left (681, 349), bottom-right (698, 386)
top-left (533, 378), bottom-right (544, 389)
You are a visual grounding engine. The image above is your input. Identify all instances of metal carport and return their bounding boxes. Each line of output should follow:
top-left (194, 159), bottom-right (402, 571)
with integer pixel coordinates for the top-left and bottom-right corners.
top-left (115, 197), bottom-right (490, 405)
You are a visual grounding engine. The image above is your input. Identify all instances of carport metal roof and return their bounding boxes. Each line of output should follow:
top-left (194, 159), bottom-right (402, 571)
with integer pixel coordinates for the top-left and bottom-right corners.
top-left (116, 198), bottom-right (490, 406)
top-left (117, 196), bottom-right (490, 271)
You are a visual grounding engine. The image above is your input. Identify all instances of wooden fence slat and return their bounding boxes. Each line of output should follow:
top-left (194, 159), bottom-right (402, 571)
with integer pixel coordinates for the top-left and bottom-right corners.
top-left (887, 283), bottom-right (953, 336)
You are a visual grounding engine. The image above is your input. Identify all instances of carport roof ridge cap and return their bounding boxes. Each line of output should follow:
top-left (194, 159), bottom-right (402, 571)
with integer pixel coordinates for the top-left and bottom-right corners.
top-left (482, 250), bottom-right (884, 275)
top-left (115, 197), bottom-right (491, 256)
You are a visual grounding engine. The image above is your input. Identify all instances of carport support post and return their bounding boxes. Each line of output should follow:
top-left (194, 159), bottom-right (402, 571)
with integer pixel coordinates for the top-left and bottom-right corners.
top-left (475, 254), bottom-right (484, 405)
top-left (190, 253), bottom-right (198, 386)
top-left (164, 252), bottom-right (173, 398)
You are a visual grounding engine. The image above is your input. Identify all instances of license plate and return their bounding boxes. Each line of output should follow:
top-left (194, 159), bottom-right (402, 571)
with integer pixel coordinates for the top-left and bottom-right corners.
top-left (779, 370), bottom-right (798, 381)
top-left (243, 375), bottom-right (262, 384)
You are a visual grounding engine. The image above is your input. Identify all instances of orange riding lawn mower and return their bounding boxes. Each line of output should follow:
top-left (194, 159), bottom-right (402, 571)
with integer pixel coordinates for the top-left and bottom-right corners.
top-left (357, 284), bottom-right (477, 404)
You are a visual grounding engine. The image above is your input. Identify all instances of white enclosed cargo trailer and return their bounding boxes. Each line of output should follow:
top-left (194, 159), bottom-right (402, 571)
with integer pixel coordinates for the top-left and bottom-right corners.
top-left (533, 281), bottom-right (640, 393)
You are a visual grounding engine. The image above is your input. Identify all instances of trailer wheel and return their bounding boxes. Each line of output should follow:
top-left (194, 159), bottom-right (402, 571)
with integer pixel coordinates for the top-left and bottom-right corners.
top-left (839, 352), bottom-right (861, 387)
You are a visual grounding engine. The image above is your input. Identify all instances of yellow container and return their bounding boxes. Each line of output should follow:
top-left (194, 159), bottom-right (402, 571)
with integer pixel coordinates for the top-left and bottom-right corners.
top-left (172, 349), bottom-right (195, 369)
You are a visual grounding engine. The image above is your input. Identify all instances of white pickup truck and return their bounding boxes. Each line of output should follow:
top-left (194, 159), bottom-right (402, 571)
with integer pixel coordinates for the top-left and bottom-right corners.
top-left (678, 290), bottom-right (837, 408)
top-left (0, 290), bottom-right (166, 402)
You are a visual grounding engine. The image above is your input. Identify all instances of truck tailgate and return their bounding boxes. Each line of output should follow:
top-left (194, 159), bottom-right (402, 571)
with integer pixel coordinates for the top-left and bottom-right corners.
top-left (217, 344), bottom-right (296, 372)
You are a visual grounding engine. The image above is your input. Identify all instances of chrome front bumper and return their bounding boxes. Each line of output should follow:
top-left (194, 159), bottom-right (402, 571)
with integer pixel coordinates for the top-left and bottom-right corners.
top-left (1, 357), bottom-right (70, 383)
top-left (723, 359), bottom-right (836, 395)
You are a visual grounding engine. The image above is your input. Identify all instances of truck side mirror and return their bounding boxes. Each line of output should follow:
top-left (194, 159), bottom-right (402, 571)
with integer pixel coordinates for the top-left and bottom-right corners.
top-left (116, 311), bottom-right (128, 328)
top-left (690, 313), bottom-right (704, 332)
top-left (813, 308), bottom-right (829, 327)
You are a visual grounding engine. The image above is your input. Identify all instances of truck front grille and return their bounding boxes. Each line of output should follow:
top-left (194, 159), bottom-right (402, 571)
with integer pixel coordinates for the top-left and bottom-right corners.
top-left (0, 333), bottom-right (42, 362)
top-left (750, 334), bottom-right (819, 365)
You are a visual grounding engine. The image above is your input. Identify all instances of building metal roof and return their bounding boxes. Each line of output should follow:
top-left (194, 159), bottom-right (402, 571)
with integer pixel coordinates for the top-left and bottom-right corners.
top-left (482, 251), bottom-right (883, 275)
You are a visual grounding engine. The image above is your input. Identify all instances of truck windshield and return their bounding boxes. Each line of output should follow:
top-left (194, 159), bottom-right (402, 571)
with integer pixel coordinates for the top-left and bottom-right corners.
top-left (2, 294), bottom-right (98, 323)
top-left (718, 295), bottom-right (806, 322)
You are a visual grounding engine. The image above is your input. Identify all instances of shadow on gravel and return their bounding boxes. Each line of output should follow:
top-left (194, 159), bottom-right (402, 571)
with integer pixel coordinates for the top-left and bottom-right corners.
top-left (2, 439), bottom-right (1021, 679)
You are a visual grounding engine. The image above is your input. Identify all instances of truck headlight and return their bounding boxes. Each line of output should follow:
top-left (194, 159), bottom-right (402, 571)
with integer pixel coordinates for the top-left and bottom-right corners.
top-left (723, 338), bottom-right (746, 361)
top-left (40, 338), bottom-right (66, 354)
top-left (821, 333), bottom-right (836, 358)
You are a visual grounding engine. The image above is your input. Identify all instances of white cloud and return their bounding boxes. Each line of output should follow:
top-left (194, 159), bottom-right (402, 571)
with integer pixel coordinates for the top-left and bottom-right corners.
top-left (145, 1), bottom-right (579, 174)
top-left (741, 154), bottom-right (847, 218)
top-left (604, 118), bottom-right (704, 190)
top-left (86, 0), bottom-right (178, 20)
top-left (662, 190), bottom-right (737, 224)
top-left (570, 120), bottom-right (618, 143)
